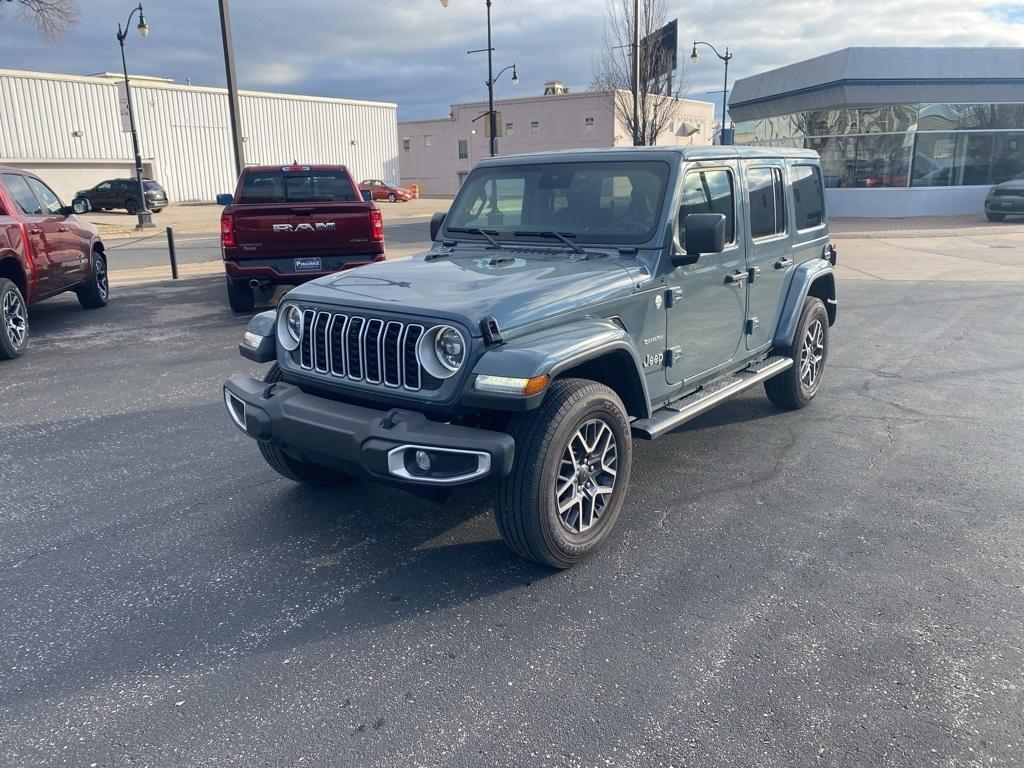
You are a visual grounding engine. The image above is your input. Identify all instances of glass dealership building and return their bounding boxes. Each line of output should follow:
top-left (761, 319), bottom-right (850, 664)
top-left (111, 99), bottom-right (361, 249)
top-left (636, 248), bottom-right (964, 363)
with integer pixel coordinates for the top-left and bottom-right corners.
top-left (729, 48), bottom-right (1024, 216)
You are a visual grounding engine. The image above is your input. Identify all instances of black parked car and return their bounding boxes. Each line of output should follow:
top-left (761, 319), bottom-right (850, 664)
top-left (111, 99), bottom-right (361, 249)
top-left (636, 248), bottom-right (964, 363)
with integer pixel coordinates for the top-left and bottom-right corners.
top-left (985, 173), bottom-right (1024, 222)
top-left (76, 178), bottom-right (167, 214)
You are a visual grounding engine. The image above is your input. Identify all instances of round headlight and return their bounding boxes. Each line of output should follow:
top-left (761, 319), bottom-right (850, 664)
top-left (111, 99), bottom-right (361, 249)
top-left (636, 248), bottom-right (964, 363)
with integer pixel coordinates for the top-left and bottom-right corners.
top-left (435, 326), bottom-right (465, 372)
top-left (278, 304), bottom-right (303, 351)
top-left (417, 325), bottom-right (466, 379)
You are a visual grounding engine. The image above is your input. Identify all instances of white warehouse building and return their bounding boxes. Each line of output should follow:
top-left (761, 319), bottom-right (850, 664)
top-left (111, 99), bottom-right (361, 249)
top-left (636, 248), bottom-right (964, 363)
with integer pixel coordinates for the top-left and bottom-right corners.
top-left (0, 68), bottom-right (399, 203)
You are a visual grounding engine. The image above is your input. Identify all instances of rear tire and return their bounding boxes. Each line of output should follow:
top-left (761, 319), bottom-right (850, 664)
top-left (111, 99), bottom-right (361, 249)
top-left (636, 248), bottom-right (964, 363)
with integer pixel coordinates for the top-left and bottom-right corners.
top-left (76, 251), bottom-right (109, 309)
top-left (0, 278), bottom-right (28, 360)
top-left (226, 276), bottom-right (255, 313)
top-left (257, 365), bottom-right (353, 486)
top-left (495, 378), bottom-right (632, 569)
top-left (986, 212), bottom-right (1006, 222)
top-left (765, 296), bottom-right (829, 409)
top-left (388, 192), bottom-right (397, 202)
top-left (125, 198), bottom-right (140, 215)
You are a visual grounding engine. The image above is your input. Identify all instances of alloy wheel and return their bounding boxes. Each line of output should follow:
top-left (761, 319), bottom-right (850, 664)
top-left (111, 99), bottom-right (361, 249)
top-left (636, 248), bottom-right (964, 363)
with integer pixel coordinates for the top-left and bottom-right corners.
top-left (800, 318), bottom-right (825, 390)
top-left (95, 257), bottom-right (109, 300)
top-left (3, 289), bottom-right (27, 350)
top-left (555, 418), bottom-right (619, 534)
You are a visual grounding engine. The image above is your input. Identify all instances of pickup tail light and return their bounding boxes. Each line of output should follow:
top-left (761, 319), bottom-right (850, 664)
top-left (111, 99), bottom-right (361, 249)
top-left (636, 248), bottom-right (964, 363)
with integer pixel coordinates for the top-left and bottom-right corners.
top-left (369, 209), bottom-right (384, 243)
top-left (221, 213), bottom-right (235, 248)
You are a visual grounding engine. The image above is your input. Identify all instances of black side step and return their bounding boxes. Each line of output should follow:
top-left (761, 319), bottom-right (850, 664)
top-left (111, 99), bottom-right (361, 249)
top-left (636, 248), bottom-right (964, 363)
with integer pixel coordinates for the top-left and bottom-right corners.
top-left (631, 356), bottom-right (793, 439)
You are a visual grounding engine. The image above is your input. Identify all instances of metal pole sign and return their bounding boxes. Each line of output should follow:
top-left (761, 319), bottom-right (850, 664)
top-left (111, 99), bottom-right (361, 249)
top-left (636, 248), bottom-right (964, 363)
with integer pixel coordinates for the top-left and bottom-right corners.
top-left (116, 80), bottom-right (132, 133)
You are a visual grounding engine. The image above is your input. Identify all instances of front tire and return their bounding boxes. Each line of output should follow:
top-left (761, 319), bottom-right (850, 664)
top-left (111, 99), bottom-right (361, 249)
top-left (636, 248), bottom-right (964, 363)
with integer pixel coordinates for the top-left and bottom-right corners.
top-left (226, 276), bottom-right (255, 313)
top-left (0, 278), bottom-right (28, 359)
top-left (496, 378), bottom-right (632, 569)
top-left (256, 365), bottom-right (353, 486)
top-left (76, 251), bottom-right (109, 309)
top-left (125, 198), bottom-right (140, 215)
top-left (387, 192), bottom-right (397, 203)
top-left (765, 296), bottom-right (829, 409)
top-left (986, 212), bottom-right (1006, 222)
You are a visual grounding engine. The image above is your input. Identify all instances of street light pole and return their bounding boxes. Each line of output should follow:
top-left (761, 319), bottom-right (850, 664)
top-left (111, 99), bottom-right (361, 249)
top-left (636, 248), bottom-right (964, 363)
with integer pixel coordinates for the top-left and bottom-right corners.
top-left (116, 3), bottom-right (153, 229)
top-left (450, 0), bottom-right (519, 157)
top-left (690, 41), bottom-right (733, 145)
top-left (485, 0), bottom-right (496, 156)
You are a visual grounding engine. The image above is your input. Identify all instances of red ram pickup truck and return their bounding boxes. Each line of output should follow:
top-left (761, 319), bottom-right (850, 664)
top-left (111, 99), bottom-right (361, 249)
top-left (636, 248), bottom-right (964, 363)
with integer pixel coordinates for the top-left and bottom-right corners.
top-left (0, 167), bottom-right (108, 360)
top-left (218, 164), bottom-right (385, 312)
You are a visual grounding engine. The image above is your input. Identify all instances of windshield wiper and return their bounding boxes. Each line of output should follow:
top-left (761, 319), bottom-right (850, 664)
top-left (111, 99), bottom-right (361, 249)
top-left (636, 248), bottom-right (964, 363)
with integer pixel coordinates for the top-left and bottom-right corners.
top-left (445, 227), bottom-right (504, 250)
top-left (512, 230), bottom-right (586, 255)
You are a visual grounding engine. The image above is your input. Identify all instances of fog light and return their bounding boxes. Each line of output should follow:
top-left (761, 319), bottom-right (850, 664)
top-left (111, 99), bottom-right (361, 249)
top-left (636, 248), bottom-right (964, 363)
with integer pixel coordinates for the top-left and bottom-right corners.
top-left (415, 450), bottom-right (432, 472)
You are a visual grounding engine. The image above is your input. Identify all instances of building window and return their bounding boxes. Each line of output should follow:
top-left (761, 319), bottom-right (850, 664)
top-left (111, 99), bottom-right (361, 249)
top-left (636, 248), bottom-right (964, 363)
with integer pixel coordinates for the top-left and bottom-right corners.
top-left (505, 122), bottom-right (514, 136)
top-left (530, 121), bottom-right (540, 134)
top-left (402, 138), bottom-right (410, 151)
top-left (458, 139), bottom-right (468, 160)
top-left (791, 165), bottom-right (826, 230)
top-left (585, 117), bottom-right (595, 131)
top-left (747, 167), bottom-right (786, 239)
top-left (734, 102), bottom-right (1024, 189)
top-left (680, 169), bottom-right (735, 246)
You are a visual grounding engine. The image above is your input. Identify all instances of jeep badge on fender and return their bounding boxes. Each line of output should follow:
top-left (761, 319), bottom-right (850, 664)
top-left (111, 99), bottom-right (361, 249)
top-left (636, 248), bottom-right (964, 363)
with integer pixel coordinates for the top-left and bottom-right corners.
top-left (224, 147), bottom-right (837, 569)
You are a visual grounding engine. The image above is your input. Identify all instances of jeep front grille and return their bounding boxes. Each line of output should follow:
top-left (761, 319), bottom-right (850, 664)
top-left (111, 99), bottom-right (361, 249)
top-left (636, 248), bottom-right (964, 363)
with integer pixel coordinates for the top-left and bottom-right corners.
top-left (297, 309), bottom-right (437, 391)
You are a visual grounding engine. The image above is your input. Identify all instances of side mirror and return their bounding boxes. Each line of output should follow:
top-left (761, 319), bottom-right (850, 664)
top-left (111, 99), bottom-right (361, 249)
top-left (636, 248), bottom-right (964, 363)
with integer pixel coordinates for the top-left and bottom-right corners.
top-left (72, 197), bottom-right (92, 215)
top-left (216, 193), bottom-right (234, 206)
top-left (430, 211), bottom-right (447, 241)
top-left (673, 212), bottom-right (726, 266)
top-left (360, 189), bottom-right (373, 202)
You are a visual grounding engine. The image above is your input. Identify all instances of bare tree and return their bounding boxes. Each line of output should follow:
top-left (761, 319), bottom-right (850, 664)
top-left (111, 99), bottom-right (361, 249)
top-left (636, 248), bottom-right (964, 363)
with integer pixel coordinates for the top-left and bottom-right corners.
top-left (1, 0), bottom-right (78, 42)
top-left (591, 0), bottom-right (681, 146)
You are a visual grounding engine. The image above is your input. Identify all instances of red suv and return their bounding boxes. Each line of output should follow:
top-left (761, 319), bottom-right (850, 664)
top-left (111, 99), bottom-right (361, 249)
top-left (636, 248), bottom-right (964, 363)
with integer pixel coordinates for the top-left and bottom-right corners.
top-left (0, 168), bottom-right (108, 359)
top-left (218, 165), bottom-right (385, 312)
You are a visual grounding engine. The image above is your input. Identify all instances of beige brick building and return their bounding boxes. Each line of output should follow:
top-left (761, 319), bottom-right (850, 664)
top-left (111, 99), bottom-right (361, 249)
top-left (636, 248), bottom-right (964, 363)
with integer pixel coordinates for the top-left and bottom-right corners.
top-left (399, 84), bottom-right (715, 196)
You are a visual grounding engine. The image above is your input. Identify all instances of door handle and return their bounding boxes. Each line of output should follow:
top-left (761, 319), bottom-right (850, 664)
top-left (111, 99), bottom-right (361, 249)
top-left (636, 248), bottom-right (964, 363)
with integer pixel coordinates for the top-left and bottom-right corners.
top-left (57, 227), bottom-right (68, 233)
top-left (774, 257), bottom-right (793, 270)
top-left (724, 270), bottom-right (748, 285)
top-left (29, 228), bottom-right (43, 235)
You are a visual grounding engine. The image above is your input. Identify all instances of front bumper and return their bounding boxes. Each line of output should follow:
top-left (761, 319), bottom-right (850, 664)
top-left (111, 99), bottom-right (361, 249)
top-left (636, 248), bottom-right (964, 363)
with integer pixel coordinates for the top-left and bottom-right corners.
top-left (223, 373), bottom-right (515, 486)
top-left (986, 197), bottom-right (1024, 213)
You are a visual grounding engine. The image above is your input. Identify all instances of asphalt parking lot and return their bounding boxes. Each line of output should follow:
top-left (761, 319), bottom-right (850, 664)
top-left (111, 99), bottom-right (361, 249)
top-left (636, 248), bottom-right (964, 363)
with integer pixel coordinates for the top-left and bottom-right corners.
top-left (1, 267), bottom-right (1023, 765)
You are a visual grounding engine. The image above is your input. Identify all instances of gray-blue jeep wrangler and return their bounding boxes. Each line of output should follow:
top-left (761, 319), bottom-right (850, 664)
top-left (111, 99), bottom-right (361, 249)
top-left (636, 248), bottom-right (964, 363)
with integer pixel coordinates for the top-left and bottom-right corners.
top-left (224, 147), bottom-right (837, 568)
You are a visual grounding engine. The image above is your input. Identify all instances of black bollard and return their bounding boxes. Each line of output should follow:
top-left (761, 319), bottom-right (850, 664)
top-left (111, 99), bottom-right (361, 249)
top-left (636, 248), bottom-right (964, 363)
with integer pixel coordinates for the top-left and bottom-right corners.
top-left (166, 226), bottom-right (178, 280)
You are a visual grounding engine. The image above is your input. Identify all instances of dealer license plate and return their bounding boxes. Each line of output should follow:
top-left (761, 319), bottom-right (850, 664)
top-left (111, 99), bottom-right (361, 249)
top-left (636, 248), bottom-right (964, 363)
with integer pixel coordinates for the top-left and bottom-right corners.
top-left (294, 257), bottom-right (322, 271)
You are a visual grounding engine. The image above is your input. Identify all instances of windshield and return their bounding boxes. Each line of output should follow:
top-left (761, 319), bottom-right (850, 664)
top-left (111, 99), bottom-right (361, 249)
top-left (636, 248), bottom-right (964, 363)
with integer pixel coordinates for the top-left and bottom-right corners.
top-left (238, 171), bottom-right (357, 204)
top-left (445, 161), bottom-right (670, 245)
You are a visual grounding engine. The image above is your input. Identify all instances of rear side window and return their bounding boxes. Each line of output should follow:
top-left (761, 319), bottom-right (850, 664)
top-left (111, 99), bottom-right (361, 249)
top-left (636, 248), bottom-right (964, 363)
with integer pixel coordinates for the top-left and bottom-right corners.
top-left (679, 169), bottom-right (735, 246)
top-left (1, 174), bottom-right (43, 216)
top-left (143, 181), bottom-right (163, 190)
top-left (791, 165), bottom-right (825, 230)
top-left (747, 167), bottom-right (786, 239)
top-left (238, 171), bottom-right (357, 204)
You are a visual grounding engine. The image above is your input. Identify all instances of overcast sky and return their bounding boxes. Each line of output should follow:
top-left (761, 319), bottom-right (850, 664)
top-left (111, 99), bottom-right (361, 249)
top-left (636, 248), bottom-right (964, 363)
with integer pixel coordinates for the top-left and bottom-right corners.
top-left (1, 0), bottom-right (1021, 121)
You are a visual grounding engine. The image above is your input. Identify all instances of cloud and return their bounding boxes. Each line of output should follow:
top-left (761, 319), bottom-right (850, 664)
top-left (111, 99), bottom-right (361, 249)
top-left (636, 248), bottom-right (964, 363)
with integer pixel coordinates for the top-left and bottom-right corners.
top-left (0, 0), bottom-right (1020, 120)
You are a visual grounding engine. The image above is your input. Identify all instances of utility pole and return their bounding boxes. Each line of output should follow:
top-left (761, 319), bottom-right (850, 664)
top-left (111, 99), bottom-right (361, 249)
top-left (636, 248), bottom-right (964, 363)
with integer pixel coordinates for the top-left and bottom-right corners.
top-left (218, 0), bottom-right (245, 176)
top-left (632, 0), bottom-right (641, 145)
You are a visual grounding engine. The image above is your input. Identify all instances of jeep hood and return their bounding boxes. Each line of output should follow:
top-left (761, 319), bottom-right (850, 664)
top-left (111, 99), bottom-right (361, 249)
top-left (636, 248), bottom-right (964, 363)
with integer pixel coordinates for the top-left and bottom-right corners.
top-left (292, 250), bottom-right (643, 334)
